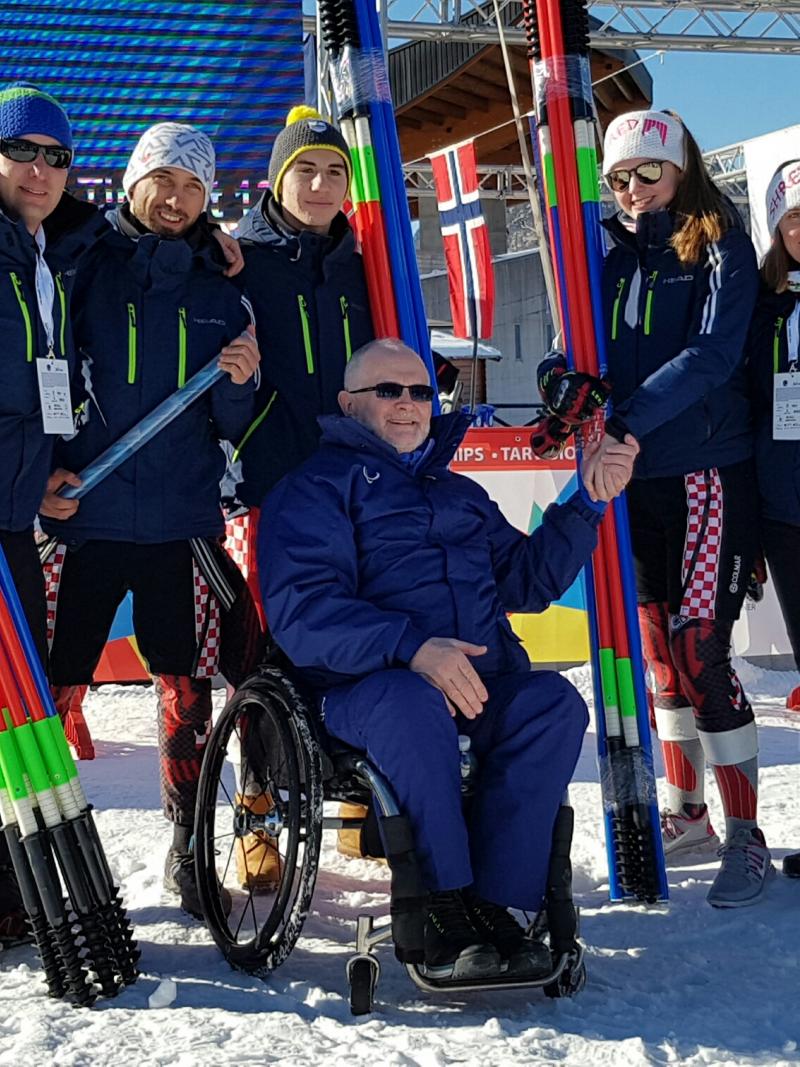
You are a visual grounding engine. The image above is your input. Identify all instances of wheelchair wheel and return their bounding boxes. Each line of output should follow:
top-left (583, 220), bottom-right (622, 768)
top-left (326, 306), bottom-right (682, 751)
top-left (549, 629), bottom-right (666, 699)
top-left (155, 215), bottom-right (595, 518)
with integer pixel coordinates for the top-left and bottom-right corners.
top-left (194, 668), bottom-right (324, 975)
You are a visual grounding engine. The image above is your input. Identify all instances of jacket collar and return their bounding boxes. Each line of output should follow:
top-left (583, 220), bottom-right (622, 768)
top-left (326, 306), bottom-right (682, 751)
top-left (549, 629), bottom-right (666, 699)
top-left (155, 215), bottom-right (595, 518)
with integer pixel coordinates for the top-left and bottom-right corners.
top-left (235, 190), bottom-right (357, 274)
top-left (317, 411), bottom-right (472, 474)
top-left (602, 208), bottom-right (676, 255)
top-left (103, 204), bottom-right (225, 286)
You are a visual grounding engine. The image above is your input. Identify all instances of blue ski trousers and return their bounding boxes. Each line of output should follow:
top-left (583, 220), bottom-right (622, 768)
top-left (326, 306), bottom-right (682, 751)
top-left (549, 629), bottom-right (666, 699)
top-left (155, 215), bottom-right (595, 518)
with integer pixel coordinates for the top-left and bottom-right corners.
top-left (322, 669), bottom-right (588, 911)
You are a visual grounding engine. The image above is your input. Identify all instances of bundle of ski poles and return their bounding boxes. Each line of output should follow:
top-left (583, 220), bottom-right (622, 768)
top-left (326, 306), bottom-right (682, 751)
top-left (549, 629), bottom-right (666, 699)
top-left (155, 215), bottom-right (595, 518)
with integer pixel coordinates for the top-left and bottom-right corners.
top-left (522, 0), bottom-right (668, 902)
top-left (318, 0), bottom-right (438, 399)
top-left (0, 545), bottom-right (138, 1003)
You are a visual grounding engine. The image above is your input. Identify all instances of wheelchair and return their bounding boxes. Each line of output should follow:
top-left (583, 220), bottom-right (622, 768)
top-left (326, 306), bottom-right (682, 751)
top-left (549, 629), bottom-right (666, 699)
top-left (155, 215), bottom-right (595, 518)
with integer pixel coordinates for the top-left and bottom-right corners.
top-left (194, 662), bottom-right (587, 1015)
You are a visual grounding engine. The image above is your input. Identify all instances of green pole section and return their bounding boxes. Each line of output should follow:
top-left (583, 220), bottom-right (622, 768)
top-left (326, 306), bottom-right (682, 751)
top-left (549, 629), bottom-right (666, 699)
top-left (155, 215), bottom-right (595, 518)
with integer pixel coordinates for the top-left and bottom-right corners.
top-left (599, 647), bottom-right (620, 714)
top-left (348, 146), bottom-right (366, 206)
top-left (576, 146), bottom-right (598, 203)
top-left (358, 145), bottom-right (381, 204)
top-left (615, 658), bottom-right (638, 722)
top-left (45, 716), bottom-right (79, 783)
top-left (544, 152), bottom-right (558, 208)
top-left (10, 722), bottom-right (52, 795)
top-left (31, 717), bottom-right (71, 787)
top-left (0, 727), bottom-right (28, 803)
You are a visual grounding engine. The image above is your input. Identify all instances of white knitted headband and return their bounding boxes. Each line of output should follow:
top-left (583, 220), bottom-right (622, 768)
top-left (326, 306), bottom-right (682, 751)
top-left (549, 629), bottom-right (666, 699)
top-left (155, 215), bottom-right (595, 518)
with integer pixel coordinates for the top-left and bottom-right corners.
top-left (603, 110), bottom-right (685, 175)
top-left (766, 159), bottom-right (800, 237)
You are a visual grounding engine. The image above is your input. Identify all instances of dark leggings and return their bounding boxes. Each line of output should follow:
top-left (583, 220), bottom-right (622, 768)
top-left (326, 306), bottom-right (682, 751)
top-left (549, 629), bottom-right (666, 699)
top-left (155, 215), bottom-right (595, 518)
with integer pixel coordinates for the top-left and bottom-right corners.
top-left (761, 517), bottom-right (800, 671)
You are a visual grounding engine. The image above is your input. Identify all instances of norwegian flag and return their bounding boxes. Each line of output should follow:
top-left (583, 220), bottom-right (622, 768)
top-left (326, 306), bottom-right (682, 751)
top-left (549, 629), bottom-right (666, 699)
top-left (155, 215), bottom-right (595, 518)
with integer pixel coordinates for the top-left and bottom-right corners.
top-left (429, 140), bottom-right (495, 339)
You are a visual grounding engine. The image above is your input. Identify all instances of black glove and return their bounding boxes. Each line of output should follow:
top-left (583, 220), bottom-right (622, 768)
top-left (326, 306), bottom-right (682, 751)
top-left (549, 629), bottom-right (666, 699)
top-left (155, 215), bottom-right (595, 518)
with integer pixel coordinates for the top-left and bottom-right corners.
top-left (541, 367), bottom-right (611, 426)
top-left (530, 414), bottom-right (574, 460)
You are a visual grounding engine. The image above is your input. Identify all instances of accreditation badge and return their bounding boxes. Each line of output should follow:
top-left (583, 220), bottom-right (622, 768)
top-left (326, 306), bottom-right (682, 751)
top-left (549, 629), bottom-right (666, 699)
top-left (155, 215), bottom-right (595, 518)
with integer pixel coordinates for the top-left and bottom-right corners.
top-left (36, 356), bottom-right (74, 435)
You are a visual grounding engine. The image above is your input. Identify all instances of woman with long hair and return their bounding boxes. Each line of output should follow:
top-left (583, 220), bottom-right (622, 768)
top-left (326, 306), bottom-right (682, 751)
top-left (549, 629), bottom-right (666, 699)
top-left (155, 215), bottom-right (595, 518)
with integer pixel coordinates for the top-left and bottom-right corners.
top-left (569, 109), bottom-right (770, 906)
top-left (748, 159), bottom-right (800, 876)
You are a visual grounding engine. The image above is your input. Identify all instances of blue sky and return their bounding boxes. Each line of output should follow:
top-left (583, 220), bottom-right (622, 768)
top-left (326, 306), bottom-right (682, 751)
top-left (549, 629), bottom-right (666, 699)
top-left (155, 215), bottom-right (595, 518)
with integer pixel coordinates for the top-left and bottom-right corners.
top-left (648, 52), bottom-right (800, 150)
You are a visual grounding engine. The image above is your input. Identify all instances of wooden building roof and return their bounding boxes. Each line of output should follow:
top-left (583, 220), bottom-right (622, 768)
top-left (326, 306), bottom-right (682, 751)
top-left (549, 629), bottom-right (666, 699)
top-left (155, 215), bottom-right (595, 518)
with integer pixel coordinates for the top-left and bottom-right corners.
top-left (389, 5), bottom-right (652, 165)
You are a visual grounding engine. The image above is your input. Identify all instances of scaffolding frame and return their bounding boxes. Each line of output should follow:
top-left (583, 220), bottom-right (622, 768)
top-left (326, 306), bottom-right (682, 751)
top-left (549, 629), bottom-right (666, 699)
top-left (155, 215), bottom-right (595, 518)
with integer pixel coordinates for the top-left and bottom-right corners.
top-left (304, 0), bottom-right (800, 54)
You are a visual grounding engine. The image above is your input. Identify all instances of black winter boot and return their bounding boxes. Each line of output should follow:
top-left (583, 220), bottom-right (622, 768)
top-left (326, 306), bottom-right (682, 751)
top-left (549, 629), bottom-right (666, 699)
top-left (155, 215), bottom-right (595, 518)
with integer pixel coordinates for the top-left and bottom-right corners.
top-left (462, 887), bottom-right (551, 978)
top-left (423, 890), bottom-right (501, 979)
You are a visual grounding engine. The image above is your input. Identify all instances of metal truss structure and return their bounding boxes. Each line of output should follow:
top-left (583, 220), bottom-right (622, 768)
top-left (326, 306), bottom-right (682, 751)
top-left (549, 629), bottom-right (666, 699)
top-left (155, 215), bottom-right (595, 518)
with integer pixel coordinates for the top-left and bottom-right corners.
top-left (304, 0), bottom-right (800, 54)
top-left (703, 139), bottom-right (749, 200)
top-left (405, 140), bottom-right (750, 201)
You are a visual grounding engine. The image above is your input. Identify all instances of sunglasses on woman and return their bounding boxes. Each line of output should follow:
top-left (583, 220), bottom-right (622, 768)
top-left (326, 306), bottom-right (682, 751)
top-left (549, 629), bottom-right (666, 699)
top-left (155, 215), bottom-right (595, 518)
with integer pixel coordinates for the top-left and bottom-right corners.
top-left (605, 160), bottom-right (665, 192)
top-left (348, 382), bottom-right (435, 402)
top-left (0, 137), bottom-right (73, 170)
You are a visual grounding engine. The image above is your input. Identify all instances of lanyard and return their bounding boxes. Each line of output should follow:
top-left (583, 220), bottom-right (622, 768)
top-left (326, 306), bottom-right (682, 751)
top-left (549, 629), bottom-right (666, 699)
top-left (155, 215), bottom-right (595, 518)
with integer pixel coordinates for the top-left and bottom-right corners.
top-left (33, 225), bottom-right (56, 355)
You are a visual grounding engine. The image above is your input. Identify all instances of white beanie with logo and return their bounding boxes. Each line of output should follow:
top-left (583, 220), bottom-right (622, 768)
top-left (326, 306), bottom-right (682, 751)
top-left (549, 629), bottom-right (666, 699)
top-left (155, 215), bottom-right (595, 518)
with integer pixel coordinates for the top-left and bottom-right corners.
top-left (766, 159), bottom-right (800, 237)
top-left (123, 122), bottom-right (216, 206)
top-left (603, 110), bottom-right (685, 175)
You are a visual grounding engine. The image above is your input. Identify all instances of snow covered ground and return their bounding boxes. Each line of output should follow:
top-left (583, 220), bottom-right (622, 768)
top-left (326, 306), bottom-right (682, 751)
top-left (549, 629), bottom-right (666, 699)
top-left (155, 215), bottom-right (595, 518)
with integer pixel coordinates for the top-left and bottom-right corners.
top-left (1, 661), bottom-right (799, 1067)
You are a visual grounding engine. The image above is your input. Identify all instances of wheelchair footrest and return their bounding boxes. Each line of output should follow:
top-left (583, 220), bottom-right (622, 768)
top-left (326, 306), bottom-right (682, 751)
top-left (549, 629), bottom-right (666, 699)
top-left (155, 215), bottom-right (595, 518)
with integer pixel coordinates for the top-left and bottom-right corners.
top-left (405, 943), bottom-right (585, 995)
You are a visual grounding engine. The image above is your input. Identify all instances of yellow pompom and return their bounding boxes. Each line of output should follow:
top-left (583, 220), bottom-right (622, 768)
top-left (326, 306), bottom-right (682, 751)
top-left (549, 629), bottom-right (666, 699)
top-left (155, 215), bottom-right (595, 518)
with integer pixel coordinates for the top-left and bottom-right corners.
top-left (285, 104), bottom-right (324, 127)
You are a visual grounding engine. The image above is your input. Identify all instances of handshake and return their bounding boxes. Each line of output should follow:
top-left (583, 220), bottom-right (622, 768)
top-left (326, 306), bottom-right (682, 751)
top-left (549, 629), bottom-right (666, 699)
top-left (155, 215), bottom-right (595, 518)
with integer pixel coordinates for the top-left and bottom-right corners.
top-left (531, 353), bottom-right (639, 503)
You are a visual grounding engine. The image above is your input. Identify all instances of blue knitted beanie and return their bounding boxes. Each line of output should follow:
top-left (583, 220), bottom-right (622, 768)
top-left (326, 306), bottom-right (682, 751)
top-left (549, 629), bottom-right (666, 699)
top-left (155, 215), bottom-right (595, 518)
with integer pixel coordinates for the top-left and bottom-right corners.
top-left (0, 82), bottom-right (72, 150)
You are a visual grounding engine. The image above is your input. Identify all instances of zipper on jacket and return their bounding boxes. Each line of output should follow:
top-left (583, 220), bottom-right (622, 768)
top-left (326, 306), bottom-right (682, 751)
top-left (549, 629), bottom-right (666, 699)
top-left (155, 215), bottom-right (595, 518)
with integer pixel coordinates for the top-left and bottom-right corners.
top-left (773, 316), bottom-right (785, 373)
top-left (297, 294), bottom-right (314, 374)
top-left (610, 276), bottom-right (626, 341)
top-left (340, 295), bottom-right (353, 361)
top-left (178, 306), bottom-right (188, 387)
top-left (232, 389), bottom-right (278, 461)
top-left (55, 272), bottom-right (67, 357)
top-left (643, 270), bottom-right (659, 336)
top-left (10, 273), bottom-right (33, 361)
top-left (127, 303), bottom-right (138, 383)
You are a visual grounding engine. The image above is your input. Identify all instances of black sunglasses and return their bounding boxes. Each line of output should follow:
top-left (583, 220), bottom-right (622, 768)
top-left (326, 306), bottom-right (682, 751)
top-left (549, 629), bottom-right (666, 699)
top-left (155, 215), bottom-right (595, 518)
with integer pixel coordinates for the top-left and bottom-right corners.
top-left (605, 160), bottom-right (664, 192)
top-left (348, 381), bottom-right (435, 402)
top-left (0, 136), bottom-right (72, 170)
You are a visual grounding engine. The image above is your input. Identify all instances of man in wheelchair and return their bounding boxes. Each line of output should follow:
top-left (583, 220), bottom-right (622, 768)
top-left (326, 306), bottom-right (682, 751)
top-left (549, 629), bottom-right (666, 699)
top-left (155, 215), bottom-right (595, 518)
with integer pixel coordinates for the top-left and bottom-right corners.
top-left (258, 338), bottom-right (638, 982)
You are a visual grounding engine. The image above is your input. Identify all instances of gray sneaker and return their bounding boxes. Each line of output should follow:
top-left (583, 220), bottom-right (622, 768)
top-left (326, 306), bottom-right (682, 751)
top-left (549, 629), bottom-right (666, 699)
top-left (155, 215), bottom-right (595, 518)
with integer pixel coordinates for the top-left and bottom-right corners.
top-left (706, 828), bottom-right (775, 908)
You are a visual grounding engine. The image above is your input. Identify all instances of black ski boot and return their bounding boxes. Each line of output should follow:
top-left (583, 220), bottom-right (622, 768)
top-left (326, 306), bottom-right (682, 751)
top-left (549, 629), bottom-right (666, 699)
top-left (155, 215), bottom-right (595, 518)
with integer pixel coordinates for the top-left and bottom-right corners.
top-left (462, 887), bottom-right (551, 978)
top-left (423, 890), bottom-right (501, 980)
top-left (164, 847), bottom-right (232, 921)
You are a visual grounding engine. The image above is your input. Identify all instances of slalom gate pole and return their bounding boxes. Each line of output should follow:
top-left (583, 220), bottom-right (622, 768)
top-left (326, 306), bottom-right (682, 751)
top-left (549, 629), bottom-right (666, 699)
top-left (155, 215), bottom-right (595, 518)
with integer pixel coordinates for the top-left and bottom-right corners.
top-left (0, 547), bottom-right (140, 995)
top-left (355, 0), bottom-right (435, 369)
top-left (523, 0), bottom-right (666, 901)
top-left (322, 0), bottom-right (417, 348)
top-left (318, 1), bottom-right (399, 337)
top-left (559, 0), bottom-right (666, 899)
top-left (0, 628), bottom-right (99, 1003)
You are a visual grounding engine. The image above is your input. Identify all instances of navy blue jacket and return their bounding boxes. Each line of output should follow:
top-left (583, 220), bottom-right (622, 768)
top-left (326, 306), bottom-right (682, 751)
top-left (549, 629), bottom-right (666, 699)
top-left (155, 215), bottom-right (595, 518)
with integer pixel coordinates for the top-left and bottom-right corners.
top-left (41, 207), bottom-right (255, 545)
top-left (601, 210), bottom-right (758, 478)
top-left (0, 194), bottom-right (106, 532)
top-left (259, 412), bottom-right (602, 692)
top-left (232, 192), bottom-right (374, 507)
top-left (747, 285), bottom-right (800, 525)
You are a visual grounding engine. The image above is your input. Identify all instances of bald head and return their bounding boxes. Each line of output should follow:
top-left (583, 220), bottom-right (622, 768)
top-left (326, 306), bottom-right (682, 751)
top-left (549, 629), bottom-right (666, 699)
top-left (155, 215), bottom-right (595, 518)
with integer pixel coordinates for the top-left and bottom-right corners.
top-left (339, 338), bottom-right (434, 453)
top-left (343, 338), bottom-right (428, 391)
